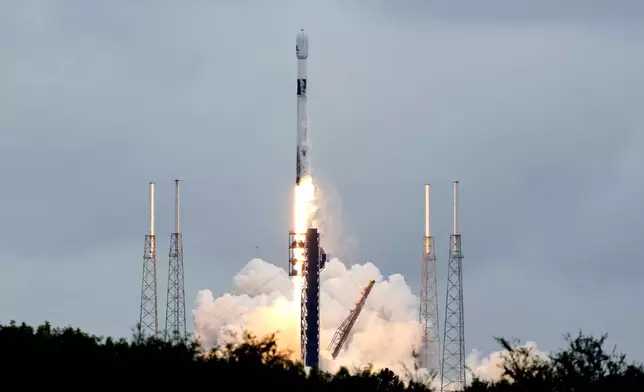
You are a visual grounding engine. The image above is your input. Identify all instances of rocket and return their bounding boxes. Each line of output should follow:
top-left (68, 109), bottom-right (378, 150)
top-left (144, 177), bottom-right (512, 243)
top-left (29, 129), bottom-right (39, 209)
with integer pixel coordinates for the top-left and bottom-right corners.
top-left (296, 29), bottom-right (309, 186)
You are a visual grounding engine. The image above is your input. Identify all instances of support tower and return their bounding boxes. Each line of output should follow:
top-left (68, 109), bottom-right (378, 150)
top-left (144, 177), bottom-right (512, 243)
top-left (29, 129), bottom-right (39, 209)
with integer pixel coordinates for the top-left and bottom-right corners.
top-left (441, 181), bottom-right (465, 392)
top-left (420, 184), bottom-right (440, 372)
top-left (328, 280), bottom-right (376, 359)
top-left (139, 181), bottom-right (158, 339)
top-left (165, 179), bottom-right (187, 342)
top-left (288, 228), bottom-right (327, 367)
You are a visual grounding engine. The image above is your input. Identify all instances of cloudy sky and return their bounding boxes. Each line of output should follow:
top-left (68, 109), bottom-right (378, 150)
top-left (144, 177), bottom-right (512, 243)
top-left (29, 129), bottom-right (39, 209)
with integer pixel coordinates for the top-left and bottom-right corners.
top-left (1, 0), bottom-right (643, 358)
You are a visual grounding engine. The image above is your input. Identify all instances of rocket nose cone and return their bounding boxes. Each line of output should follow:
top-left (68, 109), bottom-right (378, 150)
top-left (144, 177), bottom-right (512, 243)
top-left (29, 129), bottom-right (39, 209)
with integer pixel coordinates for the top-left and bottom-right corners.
top-left (296, 29), bottom-right (309, 58)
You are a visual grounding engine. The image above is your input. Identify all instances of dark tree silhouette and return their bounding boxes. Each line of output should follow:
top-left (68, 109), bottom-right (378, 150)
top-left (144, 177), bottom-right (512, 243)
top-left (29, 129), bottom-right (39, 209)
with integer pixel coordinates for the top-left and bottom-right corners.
top-left (0, 320), bottom-right (434, 390)
top-left (468, 332), bottom-right (644, 392)
top-left (2, 320), bottom-right (643, 391)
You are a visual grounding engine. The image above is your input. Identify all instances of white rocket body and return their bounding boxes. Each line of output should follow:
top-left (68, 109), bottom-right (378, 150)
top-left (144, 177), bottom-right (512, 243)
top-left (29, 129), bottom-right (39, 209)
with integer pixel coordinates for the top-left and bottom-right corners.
top-left (296, 29), bottom-right (309, 185)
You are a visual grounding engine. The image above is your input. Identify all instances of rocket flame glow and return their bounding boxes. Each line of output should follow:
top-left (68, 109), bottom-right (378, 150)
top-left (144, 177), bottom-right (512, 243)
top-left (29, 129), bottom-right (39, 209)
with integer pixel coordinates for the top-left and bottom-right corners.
top-left (292, 175), bottom-right (316, 309)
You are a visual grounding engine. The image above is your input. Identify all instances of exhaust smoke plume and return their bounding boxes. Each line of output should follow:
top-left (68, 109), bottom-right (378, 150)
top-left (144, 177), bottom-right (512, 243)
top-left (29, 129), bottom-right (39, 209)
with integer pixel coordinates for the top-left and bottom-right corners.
top-left (193, 256), bottom-right (548, 382)
top-left (193, 180), bottom-right (548, 384)
top-left (194, 256), bottom-right (421, 376)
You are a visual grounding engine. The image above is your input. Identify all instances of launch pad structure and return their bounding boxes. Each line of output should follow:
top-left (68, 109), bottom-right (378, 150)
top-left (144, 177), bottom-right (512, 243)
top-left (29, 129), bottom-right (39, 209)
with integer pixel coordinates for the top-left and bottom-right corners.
top-left (441, 181), bottom-right (466, 392)
top-left (164, 179), bottom-right (187, 342)
top-left (328, 280), bottom-right (376, 359)
top-left (289, 228), bottom-right (328, 367)
top-left (138, 180), bottom-right (188, 342)
top-left (139, 182), bottom-right (158, 339)
top-left (420, 184), bottom-right (440, 372)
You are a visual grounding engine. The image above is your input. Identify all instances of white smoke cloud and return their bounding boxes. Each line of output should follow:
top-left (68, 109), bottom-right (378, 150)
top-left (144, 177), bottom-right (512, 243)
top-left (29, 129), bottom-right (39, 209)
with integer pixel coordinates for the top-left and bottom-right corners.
top-left (467, 341), bottom-right (550, 384)
top-left (467, 348), bottom-right (509, 382)
top-left (193, 179), bottom-right (548, 383)
top-left (194, 257), bottom-right (420, 376)
top-left (193, 257), bottom-right (549, 384)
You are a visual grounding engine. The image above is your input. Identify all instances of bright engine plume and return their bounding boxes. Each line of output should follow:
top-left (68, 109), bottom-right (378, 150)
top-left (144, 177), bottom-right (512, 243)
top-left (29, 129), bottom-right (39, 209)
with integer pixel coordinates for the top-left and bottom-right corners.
top-left (291, 175), bottom-right (316, 272)
top-left (290, 175), bottom-right (317, 314)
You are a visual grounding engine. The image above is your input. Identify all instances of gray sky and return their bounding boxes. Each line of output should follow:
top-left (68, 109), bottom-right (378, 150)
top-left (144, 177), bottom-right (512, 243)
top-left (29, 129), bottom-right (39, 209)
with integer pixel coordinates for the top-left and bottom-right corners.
top-left (1, 0), bottom-right (643, 358)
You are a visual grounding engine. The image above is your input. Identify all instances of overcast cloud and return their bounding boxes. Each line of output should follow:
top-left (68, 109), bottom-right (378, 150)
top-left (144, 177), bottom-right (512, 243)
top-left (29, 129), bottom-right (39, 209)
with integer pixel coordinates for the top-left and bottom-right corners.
top-left (1, 0), bottom-right (643, 358)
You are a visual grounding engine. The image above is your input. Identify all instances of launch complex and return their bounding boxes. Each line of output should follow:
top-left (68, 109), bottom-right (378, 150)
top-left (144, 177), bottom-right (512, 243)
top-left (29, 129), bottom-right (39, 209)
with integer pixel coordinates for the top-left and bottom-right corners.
top-left (136, 28), bottom-right (467, 390)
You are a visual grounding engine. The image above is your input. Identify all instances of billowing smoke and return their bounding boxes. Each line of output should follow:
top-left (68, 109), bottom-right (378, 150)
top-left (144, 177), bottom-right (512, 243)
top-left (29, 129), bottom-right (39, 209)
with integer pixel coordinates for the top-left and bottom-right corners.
top-left (192, 180), bottom-right (547, 383)
top-left (193, 257), bottom-right (548, 383)
top-left (467, 341), bottom-right (549, 383)
top-left (194, 257), bottom-right (420, 376)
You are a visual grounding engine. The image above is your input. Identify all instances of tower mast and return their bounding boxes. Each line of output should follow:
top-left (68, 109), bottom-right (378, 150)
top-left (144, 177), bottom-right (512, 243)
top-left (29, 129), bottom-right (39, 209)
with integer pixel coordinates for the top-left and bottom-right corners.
top-left (441, 181), bottom-right (466, 391)
top-left (165, 179), bottom-right (187, 342)
top-left (139, 181), bottom-right (158, 339)
top-left (420, 184), bottom-right (440, 372)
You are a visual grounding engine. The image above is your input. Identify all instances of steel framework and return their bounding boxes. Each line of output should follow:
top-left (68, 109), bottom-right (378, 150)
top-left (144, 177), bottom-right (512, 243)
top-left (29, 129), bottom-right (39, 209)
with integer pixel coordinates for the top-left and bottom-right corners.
top-left (165, 179), bottom-right (186, 342)
top-left (139, 182), bottom-right (158, 339)
top-left (441, 181), bottom-right (465, 392)
top-left (290, 228), bottom-right (327, 367)
top-left (302, 228), bottom-right (326, 367)
top-left (288, 232), bottom-right (306, 277)
top-left (328, 280), bottom-right (375, 359)
top-left (420, 184), bottom-right (441, 372)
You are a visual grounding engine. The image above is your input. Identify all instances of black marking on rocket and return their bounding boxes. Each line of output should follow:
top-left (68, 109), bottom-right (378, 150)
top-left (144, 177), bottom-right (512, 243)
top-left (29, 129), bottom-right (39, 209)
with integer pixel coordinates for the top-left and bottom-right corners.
top-left (296, 152), bottom-right (301, 185)
top-left (297, 79), bottom-right (307, 96)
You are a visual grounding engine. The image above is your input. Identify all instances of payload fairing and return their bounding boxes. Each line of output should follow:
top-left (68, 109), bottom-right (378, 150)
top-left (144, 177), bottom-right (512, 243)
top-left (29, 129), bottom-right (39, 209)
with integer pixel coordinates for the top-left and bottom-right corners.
top-left (296, 29), bottom-right (309, 185)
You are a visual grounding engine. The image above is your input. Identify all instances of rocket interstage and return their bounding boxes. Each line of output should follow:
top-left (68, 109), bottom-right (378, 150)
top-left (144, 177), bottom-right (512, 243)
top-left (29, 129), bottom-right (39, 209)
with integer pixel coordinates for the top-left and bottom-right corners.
top-left (296, 28), bottom-right (309, 186)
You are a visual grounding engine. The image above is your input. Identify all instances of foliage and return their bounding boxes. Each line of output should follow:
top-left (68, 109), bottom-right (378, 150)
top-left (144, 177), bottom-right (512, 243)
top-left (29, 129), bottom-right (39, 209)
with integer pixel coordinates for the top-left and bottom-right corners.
top-left (0, 320), bottom-right (430, 390)
top-left (469, 332), bottom-right (644, 392)
top-left (1, 320), bottom-right (643, 391)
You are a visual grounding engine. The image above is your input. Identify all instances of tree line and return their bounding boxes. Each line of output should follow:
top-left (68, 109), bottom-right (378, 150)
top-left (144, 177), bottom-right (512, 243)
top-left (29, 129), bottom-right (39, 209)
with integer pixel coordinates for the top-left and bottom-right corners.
top-left (0, 320), bottom-right (642, 391)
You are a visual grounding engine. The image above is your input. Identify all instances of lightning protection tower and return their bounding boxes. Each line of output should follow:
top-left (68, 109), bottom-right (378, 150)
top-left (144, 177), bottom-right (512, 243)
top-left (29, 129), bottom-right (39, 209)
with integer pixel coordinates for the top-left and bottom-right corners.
top-left (139, 181), bottom-right (158, 339)
top-left (420, 184), bottom-right (440, 373)
top-left (165, 179), bottom-right (187, 342)
top-left (441, 181), bottom-right (465, 392)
